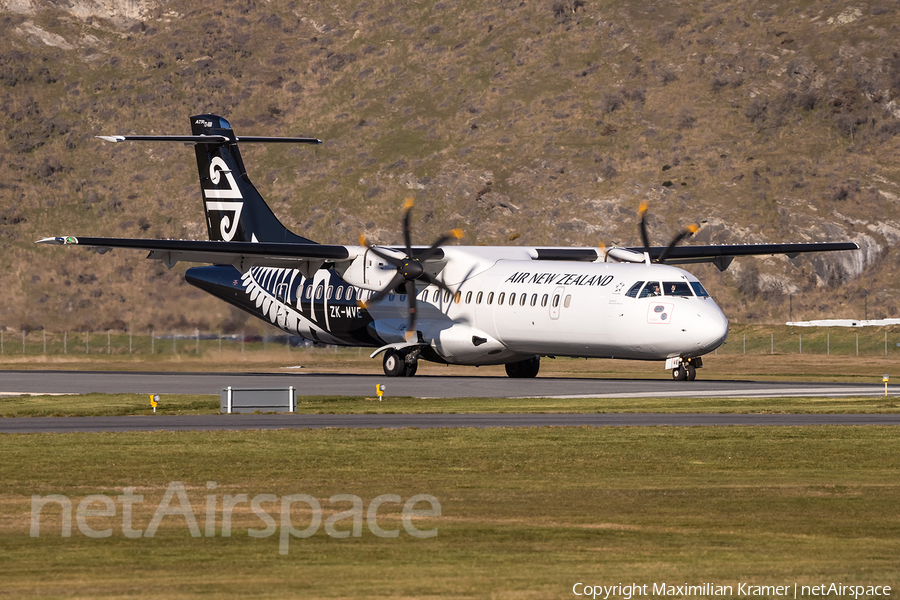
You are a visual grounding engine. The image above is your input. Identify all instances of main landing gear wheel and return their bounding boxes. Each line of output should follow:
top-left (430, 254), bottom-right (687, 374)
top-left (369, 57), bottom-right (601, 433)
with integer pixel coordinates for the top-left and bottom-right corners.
top-left (505, 356), bottom-right (540, 378)
top-left (405, 359), bottom-right (418, 377)
top-left (382, 348), bottom-right (419, 377)
top-left (383, 349), bottom-right (407, 377)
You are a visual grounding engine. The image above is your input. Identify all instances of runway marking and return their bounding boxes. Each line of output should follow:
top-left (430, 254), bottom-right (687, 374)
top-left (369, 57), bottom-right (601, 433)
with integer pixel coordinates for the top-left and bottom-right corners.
top-left (0, 392), bottom-right (70, 397)
top-left (522, 386), bottom-right (892, 399)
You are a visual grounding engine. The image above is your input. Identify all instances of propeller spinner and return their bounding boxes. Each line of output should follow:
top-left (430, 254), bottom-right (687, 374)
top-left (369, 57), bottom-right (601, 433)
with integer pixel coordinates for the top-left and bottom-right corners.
top-left (358, 198), bottom-right (463, 340)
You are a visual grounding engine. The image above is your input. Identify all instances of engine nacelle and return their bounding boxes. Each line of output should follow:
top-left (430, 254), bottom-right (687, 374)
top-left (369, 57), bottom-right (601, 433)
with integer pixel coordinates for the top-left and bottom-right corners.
top-left (606, 247), bottom-right (648, 263)
top-left (425, 323), bottom-right (507, 364)
top-left (333, 248), bottom-right (400, 291)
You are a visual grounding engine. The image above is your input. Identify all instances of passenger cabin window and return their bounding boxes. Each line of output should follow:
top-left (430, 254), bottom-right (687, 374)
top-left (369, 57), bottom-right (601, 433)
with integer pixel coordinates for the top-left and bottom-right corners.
top-left (465, 291), bottom-right (472, 304)
top-left (498, 292), bottom-right (505, 305)
top-left (476, 291), bottom-right (483, 304)
top-left (530, 294), bottom-right (537, 306)
top-left (638, 282), bottom-right (662, 298)
top-left (552, 295), bottom-right (560, 308)
top-left (346, 288), bottom-right (355, 301)
top-left (690, 282), bottom-right (710, 297)
top-left (541, 294), bottom-right (548, 307)
top-left (487, 292), bottom-right (494, 304)
top-left (663, 282), bottom-right (693, 296)
top-left (509, 293), bottom-right (516, 305)
top-left (520, 294), bottom-right (527, 306)
top-left (564, 295), bottom-right (572, 308)
top-left (625, 281), bottom-right (644, 298)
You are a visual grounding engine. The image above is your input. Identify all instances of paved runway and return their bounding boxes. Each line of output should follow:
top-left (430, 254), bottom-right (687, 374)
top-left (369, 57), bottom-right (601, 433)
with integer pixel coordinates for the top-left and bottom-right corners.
top-left (0, 370), bottom-right (891, 399)
top-left (2, 413), bottom-right (899, 433)
top-left (1, 370), bottom-right (895, 433)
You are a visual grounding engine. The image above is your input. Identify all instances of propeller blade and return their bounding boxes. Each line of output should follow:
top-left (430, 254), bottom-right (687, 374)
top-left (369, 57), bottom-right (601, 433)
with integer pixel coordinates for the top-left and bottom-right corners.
top-left (358, 200), bottom-right (461, 334)
top-left (420, 228), bottom-right (464, 263)
top-left (657, 223), bottom-right (699, 263)
top-left (358, 271), bottom-right (406, 309)
top-left (421, 272), bottom-right (454, 296)
top-left (404, 279), bottom-right (418, 340)
top-left (638, 200), bottom-right (651, 253)
top-left (598, 242), bottom-right (610, 262)
top-left (402, 197), bottom-right (414, 254)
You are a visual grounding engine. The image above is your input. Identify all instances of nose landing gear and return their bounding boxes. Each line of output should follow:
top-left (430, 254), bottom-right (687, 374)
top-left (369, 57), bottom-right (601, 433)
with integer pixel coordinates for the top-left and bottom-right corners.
top-left (669, 357), bottom-right (701, 381)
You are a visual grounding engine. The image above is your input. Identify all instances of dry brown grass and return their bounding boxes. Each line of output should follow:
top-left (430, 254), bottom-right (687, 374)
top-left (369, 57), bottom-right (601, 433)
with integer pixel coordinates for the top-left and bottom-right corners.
top-left (0, 0), bottom-right (897, 334)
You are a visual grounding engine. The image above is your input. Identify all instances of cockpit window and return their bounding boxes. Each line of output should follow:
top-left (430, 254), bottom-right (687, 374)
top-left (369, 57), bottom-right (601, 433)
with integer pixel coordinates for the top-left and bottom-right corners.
top-left (690, 282), bottom-right (710, 297)
top-left (625, 282), bottom-right (644, 298)
top-left (663, 282), bottom-right (693, 296)
top-left (638, 282), bottom-right (663, 298)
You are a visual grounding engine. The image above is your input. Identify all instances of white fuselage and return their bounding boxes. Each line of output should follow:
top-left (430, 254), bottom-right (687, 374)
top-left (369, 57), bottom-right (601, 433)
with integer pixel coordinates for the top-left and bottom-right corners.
top-left (239, 246), bottom-right (730, 366)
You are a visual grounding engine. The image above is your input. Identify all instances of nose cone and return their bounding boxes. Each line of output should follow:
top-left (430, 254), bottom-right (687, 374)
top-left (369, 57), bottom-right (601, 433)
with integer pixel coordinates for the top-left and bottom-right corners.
top-left (692, 300), bottom-right (729, 354)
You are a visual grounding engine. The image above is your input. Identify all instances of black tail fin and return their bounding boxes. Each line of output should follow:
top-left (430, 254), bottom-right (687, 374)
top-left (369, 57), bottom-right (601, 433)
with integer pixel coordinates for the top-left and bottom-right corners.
top-left (190, 114), bottom-right (318, 244)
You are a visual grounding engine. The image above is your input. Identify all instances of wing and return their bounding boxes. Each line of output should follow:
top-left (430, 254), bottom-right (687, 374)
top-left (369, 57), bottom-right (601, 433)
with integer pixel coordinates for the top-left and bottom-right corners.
top-left (38, 235), bottom-right (858, 275)
top-left (641, 242), bottom-right (860, 271)
top-left (36, 236), bottom-right (354, 272)
top-left (531, 242), bottom-right (859, 270)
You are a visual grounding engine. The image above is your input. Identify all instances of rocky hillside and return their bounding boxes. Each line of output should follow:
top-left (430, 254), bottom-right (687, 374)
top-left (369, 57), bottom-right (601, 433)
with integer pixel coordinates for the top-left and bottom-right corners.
top-left (1, 0), bottom-right (899, 333)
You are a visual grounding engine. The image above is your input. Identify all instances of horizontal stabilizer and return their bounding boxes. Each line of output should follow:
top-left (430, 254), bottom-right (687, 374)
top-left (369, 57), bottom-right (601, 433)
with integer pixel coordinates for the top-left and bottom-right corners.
top-left (96, 134), bottom-right (321, 145)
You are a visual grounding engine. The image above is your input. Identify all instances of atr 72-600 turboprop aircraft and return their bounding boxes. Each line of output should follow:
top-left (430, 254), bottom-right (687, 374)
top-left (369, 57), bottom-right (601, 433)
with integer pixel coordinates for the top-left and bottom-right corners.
top-left (38, 114), bottom-right (858, 380)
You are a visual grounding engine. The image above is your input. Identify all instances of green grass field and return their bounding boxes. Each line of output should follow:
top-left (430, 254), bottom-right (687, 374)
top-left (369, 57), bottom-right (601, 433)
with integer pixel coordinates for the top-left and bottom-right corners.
top-left (1, 427), bottom-right (898, 598)
top-left (1, 345), bottom-right (898, 597)
top-left (2, 392), bottom-right (900, 418)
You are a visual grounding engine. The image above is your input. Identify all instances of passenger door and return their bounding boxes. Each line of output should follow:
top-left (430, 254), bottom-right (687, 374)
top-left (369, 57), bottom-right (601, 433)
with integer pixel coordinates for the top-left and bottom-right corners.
top-left (550, 286), bottom-right (565, 320)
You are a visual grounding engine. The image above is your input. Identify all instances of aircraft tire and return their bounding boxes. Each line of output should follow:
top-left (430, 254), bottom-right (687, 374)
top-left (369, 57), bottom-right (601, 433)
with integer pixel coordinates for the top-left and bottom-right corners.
top-left (383, 349), bottom-right (408, 377)
top-left (505, 356), bottom-right (540, 378)
top-left (685, 364), bottom-right (697, 381)
top-left (404, 359), bottom-right (418, 377)
top-left (672, 366), bottom-right (687, 381)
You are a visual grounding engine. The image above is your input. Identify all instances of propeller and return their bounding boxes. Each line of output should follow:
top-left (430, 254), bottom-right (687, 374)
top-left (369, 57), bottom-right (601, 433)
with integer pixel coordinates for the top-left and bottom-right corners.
top-left (358, 198), bottom-right (463, 340)
top-left (638, 201), bottom-right (699, 264)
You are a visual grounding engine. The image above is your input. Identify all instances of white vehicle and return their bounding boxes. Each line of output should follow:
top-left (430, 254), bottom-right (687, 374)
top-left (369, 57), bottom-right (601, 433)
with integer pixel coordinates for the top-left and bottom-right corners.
top-left (39, 114), bottom-right (857, 381)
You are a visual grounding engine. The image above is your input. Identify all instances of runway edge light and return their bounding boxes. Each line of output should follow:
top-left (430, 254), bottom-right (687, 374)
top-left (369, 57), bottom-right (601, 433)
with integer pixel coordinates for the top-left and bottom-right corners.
top-left (883, 374), bottom-right (889, 397)
top-left (150, 394), bottom-right (160, 413)
top-left (376, 384), bottom-right (385, 401)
